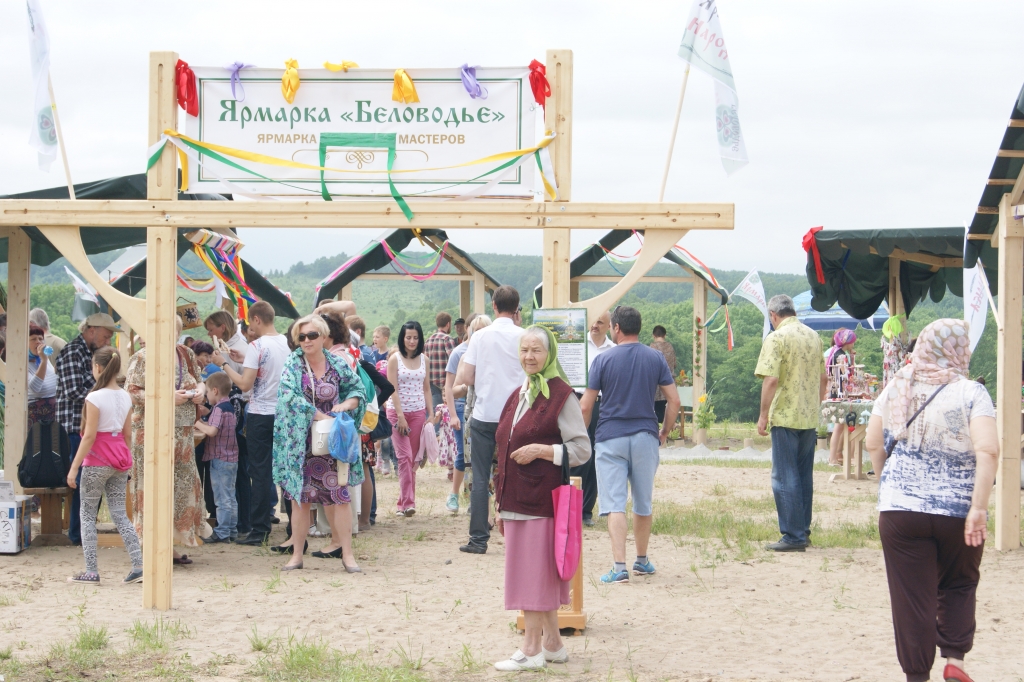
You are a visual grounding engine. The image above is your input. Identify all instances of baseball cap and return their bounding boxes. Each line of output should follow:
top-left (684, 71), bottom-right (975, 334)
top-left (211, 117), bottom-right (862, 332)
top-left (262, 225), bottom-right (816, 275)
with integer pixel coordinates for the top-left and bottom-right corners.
top-left (454, 318), bottom-right (466, 325)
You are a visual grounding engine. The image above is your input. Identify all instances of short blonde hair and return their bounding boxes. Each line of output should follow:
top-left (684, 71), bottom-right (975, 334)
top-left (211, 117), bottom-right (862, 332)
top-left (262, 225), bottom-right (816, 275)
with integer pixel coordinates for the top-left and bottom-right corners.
top-left (291, 314), bottom-right (330, 345)
top-left (468, 315), bottom-right (492, 336)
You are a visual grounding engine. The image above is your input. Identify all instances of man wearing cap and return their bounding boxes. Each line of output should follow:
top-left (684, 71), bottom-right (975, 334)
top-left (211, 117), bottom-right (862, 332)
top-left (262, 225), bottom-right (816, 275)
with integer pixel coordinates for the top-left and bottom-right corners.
top-left (453, 318), bottom-right (467, 345)
top-left (55, 313), bottom-right (118, 545)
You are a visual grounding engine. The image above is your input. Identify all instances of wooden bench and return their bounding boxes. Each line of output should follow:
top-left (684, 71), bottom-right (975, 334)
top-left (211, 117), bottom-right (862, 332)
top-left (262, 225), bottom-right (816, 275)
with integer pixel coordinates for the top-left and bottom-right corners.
top-left (22, 487), bottom-right (73, 546)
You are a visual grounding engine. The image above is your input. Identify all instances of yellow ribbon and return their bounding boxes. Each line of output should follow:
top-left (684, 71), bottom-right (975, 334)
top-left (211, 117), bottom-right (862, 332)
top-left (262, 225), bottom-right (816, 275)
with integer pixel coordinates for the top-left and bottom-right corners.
top-left (324, 61), bottom-right (359, 72)
top-left (392, 69), bottom-right (419, 104)
top-left (163, 129), bottom-right (554, 176)
top-left (282, 59), bottom-right (300, 103)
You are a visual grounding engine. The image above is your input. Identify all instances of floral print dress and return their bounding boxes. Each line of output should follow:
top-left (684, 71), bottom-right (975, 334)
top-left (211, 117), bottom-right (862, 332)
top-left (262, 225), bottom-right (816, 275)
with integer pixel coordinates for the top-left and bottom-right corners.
top-left (125, 347), bottom-right (205, 547)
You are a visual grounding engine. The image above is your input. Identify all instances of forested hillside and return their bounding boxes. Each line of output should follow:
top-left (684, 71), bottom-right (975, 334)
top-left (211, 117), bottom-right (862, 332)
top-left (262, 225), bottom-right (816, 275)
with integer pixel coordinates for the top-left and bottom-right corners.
top-left (9, 248), bottom-right (999, 421)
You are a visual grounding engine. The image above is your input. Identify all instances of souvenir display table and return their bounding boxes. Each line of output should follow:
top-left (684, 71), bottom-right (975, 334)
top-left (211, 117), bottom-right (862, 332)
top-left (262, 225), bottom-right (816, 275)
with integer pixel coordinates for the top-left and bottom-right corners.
top-left (820, 400), bottom-right (875, 482)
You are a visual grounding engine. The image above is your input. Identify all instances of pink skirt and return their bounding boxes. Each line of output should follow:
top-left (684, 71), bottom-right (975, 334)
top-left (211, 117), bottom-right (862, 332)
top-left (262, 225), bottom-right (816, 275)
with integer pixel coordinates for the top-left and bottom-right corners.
top-left (82, 431), bottom-right (133, 471)
top-left (504, 517), bottom-right (571, 612)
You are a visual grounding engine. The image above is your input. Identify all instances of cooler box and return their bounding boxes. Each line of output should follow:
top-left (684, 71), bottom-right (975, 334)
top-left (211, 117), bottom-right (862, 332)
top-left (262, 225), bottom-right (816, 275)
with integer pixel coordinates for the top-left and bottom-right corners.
top-left (0, 496), bottom-right (32, 554)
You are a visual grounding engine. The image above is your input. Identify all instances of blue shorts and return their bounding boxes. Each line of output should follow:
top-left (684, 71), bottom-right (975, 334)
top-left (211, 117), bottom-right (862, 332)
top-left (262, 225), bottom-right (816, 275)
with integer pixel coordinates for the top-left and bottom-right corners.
top-left (453, 399), bottom-right (466, 472)
top-left (595, 431), bottom-right (660, 517)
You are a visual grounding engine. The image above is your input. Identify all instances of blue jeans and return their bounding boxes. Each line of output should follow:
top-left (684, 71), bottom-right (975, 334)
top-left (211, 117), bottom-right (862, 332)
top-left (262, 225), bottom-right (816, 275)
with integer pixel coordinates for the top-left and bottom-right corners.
top-left (453, 399), bottom-right (466, 472)
top-left (68, 433), bottom-right (83, 544)
top-left (770, 426), bottom-right (816, 545)
top-left (210, 459), bottom-right (239, 540)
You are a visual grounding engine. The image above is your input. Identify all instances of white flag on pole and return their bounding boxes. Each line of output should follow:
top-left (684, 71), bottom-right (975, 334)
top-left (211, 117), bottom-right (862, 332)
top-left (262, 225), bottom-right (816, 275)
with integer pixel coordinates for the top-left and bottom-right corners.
top-left (730, 269), bottom-right (770, 338)
top-left (26, 0), bottom-right (56, 171)
top-left (64, 265), bottom-right (98, 304)
top-left (678, 0), bottom-right (748, 174)
top-left (963, 261), bottom-right (989, 353)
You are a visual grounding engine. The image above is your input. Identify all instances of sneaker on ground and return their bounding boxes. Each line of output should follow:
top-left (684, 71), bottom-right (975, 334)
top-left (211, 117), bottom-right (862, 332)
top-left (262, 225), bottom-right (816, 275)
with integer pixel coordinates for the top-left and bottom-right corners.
top-left (124, 568), bottom-right (144, 584)
top-left (600, 567), bottom-right (630, 584)
top-left (446, 493), bottom-right (459, 513)
top-left (494, 649), bottom-right (546, 671)
top-left (405, 508), bottom-right (416, 517)
top-left (633, 558), bottom-right (656, 575)
top-left (70, 571), bottom-right (100, 584)
top-left (308, 524), bottom-right (327, 538)
top-left (543, 645), bottom-right (569, 663)
top-left (395, 509), bottom-right (407, 517)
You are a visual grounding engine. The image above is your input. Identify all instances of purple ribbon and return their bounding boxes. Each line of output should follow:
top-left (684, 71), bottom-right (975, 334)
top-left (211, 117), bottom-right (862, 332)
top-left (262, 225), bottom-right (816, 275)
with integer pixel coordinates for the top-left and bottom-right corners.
top-left (460, 64), bottom-right (488, 100)
top-left (227, 62), bottom-right (254, 101)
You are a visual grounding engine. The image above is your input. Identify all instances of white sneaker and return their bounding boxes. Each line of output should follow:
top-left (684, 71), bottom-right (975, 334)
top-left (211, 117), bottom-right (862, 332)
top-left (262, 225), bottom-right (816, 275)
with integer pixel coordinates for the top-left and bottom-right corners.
top-left (446, 493), bottom-right (459, 513)
top-left (308, 524), bottom-right (326, 538)
top-left (543, 645), bottom-right (568, 663)
top-left (494, 649), bottom-right (546, 671)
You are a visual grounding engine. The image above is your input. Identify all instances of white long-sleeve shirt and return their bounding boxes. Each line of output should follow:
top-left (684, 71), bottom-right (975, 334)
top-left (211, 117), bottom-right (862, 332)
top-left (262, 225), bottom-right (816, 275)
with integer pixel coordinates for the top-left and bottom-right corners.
top-left (28, 358), bottom-right (58, 401)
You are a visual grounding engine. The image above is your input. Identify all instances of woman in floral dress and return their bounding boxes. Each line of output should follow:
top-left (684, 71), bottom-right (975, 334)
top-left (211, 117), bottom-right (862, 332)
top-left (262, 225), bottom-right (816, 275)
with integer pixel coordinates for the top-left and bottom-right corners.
top-left (125, 320), bottom-right (206, 561)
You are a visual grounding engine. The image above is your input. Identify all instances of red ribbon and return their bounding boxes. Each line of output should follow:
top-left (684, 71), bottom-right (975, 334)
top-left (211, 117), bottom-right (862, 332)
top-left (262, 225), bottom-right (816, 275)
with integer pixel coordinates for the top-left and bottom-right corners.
top-left (801, 226), bottom-right (825, 284)
top-left (528, 59), bottom-right (550, 110)
top-left (175, 59), bottom-right (199, 117)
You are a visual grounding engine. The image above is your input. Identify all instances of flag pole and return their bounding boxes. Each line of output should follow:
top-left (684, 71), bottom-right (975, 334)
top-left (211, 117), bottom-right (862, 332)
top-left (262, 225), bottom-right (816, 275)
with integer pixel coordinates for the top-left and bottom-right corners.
top-left (46, 73), bottom-right (75, 200)
top-left (658, 65), bottom-right (690, 202)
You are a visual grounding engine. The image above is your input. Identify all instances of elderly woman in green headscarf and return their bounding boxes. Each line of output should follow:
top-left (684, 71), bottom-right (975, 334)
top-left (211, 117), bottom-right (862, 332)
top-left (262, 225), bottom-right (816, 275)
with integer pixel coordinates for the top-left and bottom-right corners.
top-left (491, 325), bottom-right (591, 672)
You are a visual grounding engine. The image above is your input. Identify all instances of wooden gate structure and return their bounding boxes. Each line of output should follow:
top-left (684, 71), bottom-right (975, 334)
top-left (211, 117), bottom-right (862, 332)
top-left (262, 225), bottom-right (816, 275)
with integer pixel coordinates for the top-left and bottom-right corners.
top-left (0, 50), bottom-right (734, 609)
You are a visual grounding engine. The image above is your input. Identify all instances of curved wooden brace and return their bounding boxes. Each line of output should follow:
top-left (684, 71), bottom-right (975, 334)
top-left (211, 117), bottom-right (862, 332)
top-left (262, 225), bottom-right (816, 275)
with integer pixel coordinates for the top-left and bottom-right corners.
top-left (573, 230), bottom-right (689, 322)
top-left (36, 225), bottom-right (147, 332)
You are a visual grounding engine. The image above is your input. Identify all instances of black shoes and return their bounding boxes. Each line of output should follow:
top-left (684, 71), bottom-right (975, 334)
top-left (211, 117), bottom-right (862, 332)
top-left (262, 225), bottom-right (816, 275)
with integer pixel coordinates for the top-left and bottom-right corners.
top-left (459, 543), bottom-right (486, 554)
top-left (237, 533), bottom-right (270, 546)
top-left (203, 534), bottom-right (233, 544)
top-left (270, 541), bottom-right (308, 555)
top-left (312, 547), bottom-right (343, 559)
top-left (765, 540), bottom-right (807, 552)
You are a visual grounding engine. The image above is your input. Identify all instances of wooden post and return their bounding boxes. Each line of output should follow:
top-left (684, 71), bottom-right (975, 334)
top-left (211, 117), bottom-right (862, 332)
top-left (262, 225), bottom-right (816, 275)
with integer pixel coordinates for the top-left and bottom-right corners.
top-left (541, 49), bottom-right (572, 310)
top-left (887, 257), bottom-right (907, 342)
top-left (569, 279), bottom-right (580, 303)
top-left (473, 272), bottom-right (486, 314)
top-left (340, 283), bottom-right (354, 302)
top-left (459, 280), bottom-right (471, 320)
top-left (143, 50), bottom-right (179, 610)
top-left (995, 193), bottom-right (1022, 550)
top-left (692, 277), bottom-right (707, 401)
top-left (4, 228), bottom-right (31, 488)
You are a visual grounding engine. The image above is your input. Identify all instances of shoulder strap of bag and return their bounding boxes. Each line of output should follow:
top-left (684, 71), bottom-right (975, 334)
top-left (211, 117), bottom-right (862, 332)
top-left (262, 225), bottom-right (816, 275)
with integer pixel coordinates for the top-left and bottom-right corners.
top-left (561, 445), bottom-right (570, 486)
top-left (885, 383), bottom-right (947, 458)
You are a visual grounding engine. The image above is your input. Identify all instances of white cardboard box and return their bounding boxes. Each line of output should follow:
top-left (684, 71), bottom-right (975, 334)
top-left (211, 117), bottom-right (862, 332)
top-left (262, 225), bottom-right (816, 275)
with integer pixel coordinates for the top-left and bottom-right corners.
top-left (0, 496), bottom-right (32, 554)
top-left (0, 480), bottom-right (14, 503)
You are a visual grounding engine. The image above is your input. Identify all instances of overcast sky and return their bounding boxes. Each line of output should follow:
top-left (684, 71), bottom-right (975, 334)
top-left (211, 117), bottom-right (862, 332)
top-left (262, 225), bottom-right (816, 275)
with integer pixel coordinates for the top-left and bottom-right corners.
top-left (1, 1), bottom-right (1022, 275)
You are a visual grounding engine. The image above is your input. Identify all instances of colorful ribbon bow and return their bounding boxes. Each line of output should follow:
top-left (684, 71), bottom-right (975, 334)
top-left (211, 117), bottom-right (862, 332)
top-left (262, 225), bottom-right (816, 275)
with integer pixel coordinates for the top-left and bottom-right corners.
top-left (324, 61), bottom-right (359, 72)
top-left (175, 59), bottom-right (199, 117)
top-left (801, 226), bottom-right (825, 284)
top-left (226, 62), bottom-right (253, 101)
top-left (282, 59), bottom-right (300, 104)
top-left (528, 59), bottom-right (550, 110)
top-left (460, 64), bottom-right (488, 99)
top-left (392, 69), bottom-right (420, 104)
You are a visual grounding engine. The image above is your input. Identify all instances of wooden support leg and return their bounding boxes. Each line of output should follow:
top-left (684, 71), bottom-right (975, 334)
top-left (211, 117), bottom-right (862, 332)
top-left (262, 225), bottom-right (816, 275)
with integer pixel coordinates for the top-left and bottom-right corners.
top-left (459, 280), bottom-right (470, 320)
top-left (4, 227), bottom-right (31, 492)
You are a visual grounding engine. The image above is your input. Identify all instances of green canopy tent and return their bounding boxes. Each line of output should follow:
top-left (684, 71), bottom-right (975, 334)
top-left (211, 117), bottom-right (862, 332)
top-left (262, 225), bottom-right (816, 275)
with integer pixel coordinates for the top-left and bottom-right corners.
top-left (0, 174), bottom-right (299, 319)
top-left (312, 228), bottom-right (500, 318)
top-left (803, 227), bottom-right (976, 321)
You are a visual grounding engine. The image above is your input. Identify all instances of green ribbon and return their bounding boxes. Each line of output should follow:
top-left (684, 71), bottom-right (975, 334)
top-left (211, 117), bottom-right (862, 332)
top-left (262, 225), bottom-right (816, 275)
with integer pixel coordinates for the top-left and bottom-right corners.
top-left (319, 133), bottom-right (412, 221)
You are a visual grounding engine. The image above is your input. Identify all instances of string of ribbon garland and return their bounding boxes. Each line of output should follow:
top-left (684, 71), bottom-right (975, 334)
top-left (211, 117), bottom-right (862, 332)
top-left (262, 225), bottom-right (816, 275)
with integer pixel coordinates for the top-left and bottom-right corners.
top-left (282, 59), bottom-right (300, 103)
top-left (185, 230), bottom-right (256, 321)
top-left (324, 61), bottom-right (359, 72)
top-left (175, 60), bottom-right (198, 116)
top-left (227, 62), bottom-right (254, 101)
top-left (381, 240), bottom-right (449, 281)
top-left (460, 64), bottom-right (488, 99)
top-left (146, 130), bottom-right (559, 218)
top-left (528, 60), bottom-right (550, 110)
top-left (392, 69), bottom-right (419, 104)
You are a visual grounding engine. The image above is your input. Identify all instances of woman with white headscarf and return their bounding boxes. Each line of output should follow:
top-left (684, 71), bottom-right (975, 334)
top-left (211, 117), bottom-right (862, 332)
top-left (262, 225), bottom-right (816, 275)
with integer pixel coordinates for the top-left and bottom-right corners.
top-left (865, 319), bottom-right (998, 682)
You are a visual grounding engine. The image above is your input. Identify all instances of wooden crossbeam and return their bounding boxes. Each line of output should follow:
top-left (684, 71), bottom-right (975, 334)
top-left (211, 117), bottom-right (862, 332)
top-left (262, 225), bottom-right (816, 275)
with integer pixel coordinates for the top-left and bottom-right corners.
top-left (355, 273), bottom-right (480, 282)
top-left (573, 275), bottom-right (693, 283)
top-left (864, 245), bottom-right (962, 270)
top-left (0, 199), bottom-right (733, 230)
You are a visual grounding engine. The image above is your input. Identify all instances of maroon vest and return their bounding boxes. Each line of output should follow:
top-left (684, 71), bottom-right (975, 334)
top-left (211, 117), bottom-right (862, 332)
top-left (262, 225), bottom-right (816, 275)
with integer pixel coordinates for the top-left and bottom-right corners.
top-left (494, 377), bottom-right (573, 517)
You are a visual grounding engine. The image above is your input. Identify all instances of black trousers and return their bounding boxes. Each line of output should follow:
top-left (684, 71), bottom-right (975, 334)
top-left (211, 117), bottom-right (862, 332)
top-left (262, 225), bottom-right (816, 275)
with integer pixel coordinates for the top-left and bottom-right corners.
top-left (194, 441), bottom-right (216, 520)
top-left (245, 413), bottom-right (276, 538)
top-left (235, 431), bottom-right (251, 535)
top-left (571, 396), bottom-right (599, 518)
top-left (879, 511), bottom-right (983, 682)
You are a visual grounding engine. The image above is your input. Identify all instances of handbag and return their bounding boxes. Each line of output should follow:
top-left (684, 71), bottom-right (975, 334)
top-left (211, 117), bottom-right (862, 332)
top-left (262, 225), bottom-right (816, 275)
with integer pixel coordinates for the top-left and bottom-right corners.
top-left (304, 358), bottom-right (335, 456)
top-left (551, 451), bottom-right (583, 582)
top-left (885, 384), bottom-right (946, 458)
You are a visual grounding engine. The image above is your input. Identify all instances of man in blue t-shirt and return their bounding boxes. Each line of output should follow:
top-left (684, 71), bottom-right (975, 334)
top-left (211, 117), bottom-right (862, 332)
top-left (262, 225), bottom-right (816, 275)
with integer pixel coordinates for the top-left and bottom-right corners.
top-left (581, 306), bottom-right (679, 585)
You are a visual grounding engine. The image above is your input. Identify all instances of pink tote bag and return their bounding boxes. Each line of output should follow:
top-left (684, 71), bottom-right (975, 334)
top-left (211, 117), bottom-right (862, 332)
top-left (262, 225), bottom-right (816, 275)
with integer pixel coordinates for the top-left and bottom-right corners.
top-left (551, 455), bottom-right (582, 581)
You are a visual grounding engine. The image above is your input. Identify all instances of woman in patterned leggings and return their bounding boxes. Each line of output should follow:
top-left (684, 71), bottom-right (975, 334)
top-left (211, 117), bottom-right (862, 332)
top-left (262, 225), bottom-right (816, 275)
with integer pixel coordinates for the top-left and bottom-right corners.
top-left (66, 347), bottom-right (143, 584)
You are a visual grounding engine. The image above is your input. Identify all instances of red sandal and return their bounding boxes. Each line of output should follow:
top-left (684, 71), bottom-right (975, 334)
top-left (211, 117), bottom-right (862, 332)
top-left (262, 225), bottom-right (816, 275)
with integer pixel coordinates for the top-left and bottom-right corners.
top-left (943, 664), bottom-right (974, 682)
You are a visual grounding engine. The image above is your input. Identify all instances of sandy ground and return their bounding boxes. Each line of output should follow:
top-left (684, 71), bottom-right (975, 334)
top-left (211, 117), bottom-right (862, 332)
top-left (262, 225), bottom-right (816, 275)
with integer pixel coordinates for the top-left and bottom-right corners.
top-left (2, 459), bottom-right (1023, 681)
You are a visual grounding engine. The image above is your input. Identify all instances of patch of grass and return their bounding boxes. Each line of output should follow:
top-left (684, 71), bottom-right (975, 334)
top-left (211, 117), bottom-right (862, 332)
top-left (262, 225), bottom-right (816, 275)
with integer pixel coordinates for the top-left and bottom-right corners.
top-left (127, 617), bottom-right (194, 652)
top-left (264, 568), bottom-right (283, 593)
top-left (706, 482), bottom-right (730, 496)
top-left (662, 458), bottom-right (835, 472)
top-left (811, 519), bottom-right (880, 549)
top-left (391, 641), bottom-right (430, 671)
top-left (45, 624), bottom-right (110, 674)
top-left (455, 643), bottom-right (483, 673)
top-left (414, 530), bottom-right (427, 541)
top-left (249, 625), bottom-right (280, 653)
top-left (0, 594), bottom-right (12, 607)
top-left (75, 623), bottom-right (109, 651)
top-left (0, 645), bottom-right (12, 660)
top-left (252, 635), bottom-right (427, 682)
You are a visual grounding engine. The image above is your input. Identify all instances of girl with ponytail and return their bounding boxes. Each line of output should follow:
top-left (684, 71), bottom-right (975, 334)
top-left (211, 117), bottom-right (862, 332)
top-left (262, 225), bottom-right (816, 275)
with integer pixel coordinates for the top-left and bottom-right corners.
top-left (66, 347), bottom-right (143, 584)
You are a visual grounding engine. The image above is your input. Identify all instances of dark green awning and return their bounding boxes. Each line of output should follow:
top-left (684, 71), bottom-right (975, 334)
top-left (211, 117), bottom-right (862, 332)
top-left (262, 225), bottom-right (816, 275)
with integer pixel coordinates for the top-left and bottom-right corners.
top-left (804, 227), bottom-right (983, 320)
top-left (0, 174), bottom-right (300, 319)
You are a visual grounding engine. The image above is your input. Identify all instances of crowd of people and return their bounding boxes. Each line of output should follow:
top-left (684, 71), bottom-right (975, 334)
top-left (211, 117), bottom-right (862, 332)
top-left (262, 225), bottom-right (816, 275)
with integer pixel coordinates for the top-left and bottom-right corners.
top-left (9, 284), bottom-right (997, 679)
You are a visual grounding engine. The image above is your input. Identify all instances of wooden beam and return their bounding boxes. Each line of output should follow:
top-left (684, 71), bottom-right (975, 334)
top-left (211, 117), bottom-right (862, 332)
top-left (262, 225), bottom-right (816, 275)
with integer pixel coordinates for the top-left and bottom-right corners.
top-left (996, 149), bottom-right (1024, 158)
top-left (569, 280), bottom-right (580, 303)
top-left (1010, 162), bottom-right (1024, 207)
top-left (987, 179), bottom-right (1017, 186)
top-left (142, 50), bottom-right (178, 611)
top-left (887, 257), bottom-right (907, 341)
top-left (340, 283), bottom-right (353, 301)
top-left (473, 272), bottom-right (486, 315)
top-left (4, 228), bottom-right (31, 492)
top-left (692, 277), bottom-right (707, 402)
top-left (866, 246), bottom-right (963, 270)
top-left (541, 49), bottom-right (573, 310)
top-left (1009, 119), bottom-right (1024, 128)
top-left (977, 206), bottom-right (1001, 214)
top-left (994, 192), bottom-right (1022, 551)
top-left (459, 280), bottom-right (470, 320)
top-left (967, 233), bottom-right (994, 240)
top-left (0, 199), bottom-right (735, 231)
top-left (573, 275), bottom-right (694, 283)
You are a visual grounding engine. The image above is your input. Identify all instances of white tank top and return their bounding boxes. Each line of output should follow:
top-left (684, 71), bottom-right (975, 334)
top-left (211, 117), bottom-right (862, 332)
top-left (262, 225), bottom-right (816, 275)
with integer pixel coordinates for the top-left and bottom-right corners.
top-left (394, 354), bottom-right (426, 412)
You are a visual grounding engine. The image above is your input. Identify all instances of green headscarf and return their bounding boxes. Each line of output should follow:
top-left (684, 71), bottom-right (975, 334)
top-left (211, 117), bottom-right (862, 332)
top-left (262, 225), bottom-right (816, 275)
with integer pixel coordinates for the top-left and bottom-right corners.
top-left (522, 325), bottom-right (570, 407)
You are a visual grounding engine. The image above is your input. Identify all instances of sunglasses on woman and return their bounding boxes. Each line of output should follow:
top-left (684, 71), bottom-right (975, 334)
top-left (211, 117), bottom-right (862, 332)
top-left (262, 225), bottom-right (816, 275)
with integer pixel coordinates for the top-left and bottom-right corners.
top-left (297, 331), bottom-right (321, 342)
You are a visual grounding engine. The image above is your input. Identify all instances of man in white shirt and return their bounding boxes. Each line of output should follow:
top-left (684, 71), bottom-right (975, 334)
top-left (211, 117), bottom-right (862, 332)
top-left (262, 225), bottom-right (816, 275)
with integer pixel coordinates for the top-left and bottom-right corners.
top-left (458, 286), bottom-right (526, 554)
top-left (575, 310), bottom-right (615, 526)
top-left (212, 301), bottom-right (289, 545)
